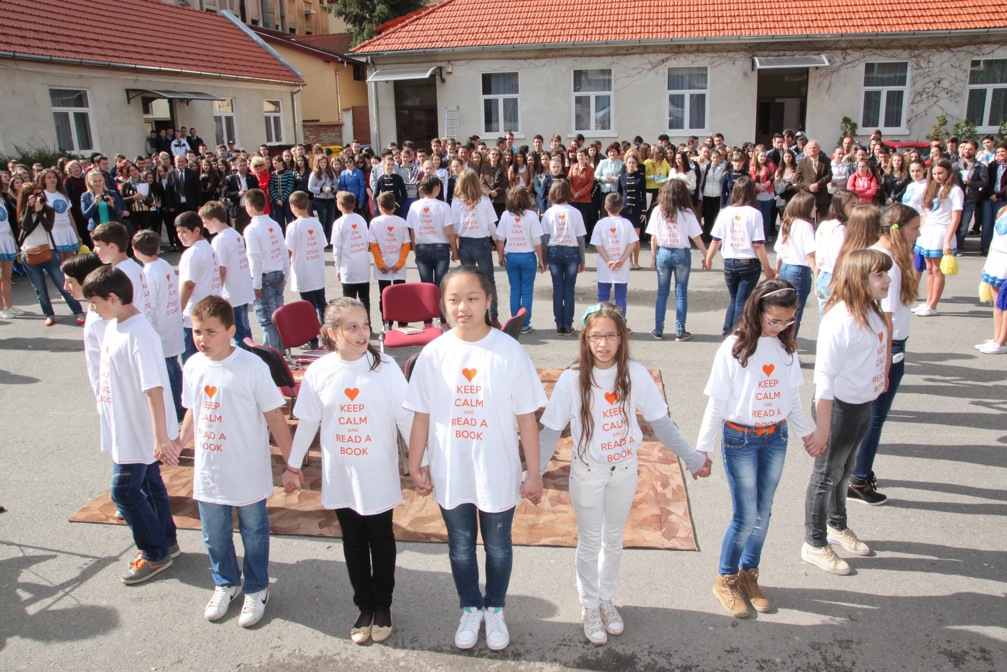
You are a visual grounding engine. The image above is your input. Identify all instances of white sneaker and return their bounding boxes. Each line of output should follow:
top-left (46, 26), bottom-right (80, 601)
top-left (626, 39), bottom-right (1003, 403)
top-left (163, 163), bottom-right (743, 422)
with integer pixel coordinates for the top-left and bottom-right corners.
top-left (0, 309), bottom-right (12, 319)
top-left (914, 305), bottom-right (936, 317)
top-left (598, 599), bottom-right (624, 635)
top-left (979, 341), bottom-right (1007, 354)
top-left (975, 339), bottom-right (994, 350)
top-left (801, 541), bottom-right (852, 575)
top-left (483, 607), bottom-right (509, 651)
top-left (454, 607), bottom-right (483, 650)
top-left (826, 525), bottom-right (871, 556)
top-left (911, 302), bottom-right (928, 313)
top-left (7, 306), bottom-right (25, 316)
top-left (204, 585), bottom-right (241, 621)
top-left (582, 607), bottom-right (607, 645)
top-left (238, 588), bottom-right (268, 627)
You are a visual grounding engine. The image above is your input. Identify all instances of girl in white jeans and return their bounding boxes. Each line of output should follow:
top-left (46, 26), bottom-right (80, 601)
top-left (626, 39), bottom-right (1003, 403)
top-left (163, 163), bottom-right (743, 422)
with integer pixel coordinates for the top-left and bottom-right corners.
top-left (539, 303), bottom-right (711, 646)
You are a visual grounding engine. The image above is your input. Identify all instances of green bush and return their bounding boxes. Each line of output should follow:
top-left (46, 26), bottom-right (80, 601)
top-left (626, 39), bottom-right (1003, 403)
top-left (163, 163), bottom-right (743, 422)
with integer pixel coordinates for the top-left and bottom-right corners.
top-left (0, 144), bottom-right (82, 171)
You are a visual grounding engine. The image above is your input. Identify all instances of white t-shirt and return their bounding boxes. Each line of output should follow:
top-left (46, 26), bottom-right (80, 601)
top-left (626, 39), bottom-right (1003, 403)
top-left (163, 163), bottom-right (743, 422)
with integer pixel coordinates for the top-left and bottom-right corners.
top-left (141, 257), bottom-right (185, 358)
top-left (211, 226), bottom-right (254, 307)
top-left (495, 209), bottom-right (543, 254)
top-left (451, 196), bottom-right (498, 238)
top-left (182, 347), bottom-right (286, 506)
top-left (901, 179), bottom-right (927, 213)
top-left (244, 214), bottom-right (290, 289)
top-left (645, 208), bottom-right (702, 249)
top-left (97, 313), bottom-right (178, 463)
top-left (711, 205), bottom-right (764, 259)
top-left (285, 216), bottom-right (327, 292)
top-left (815, 301), bottom-right (888, 404)
top-left (331, 213), bottom-right (371, 284)
top-left (591, 216), bottom-right (639, 284)
top-left (46, 191), bottom-right (74, 232)
top-left (776, 218), bottom-right (816, 268)
top-left (83, 307), bottom-right (107, 401)
top-left (541, 204), bottom-right (586, 247)
top-left (178, 238), bottom-right (222, 328)
top-left (874, 246), bottom-right (911, 340)
top-left (115, 258), bottom-right (153, 321)
top-left (293, 352), bottom-right (413, 515)
top-left (404, 329), bottom-right (547, 512)
top-left (815, 219), bottom-right (846, 274)
top-left (704, 335), bottom-right (804, 428)
top-left (922, 185), bottom-right (965, 231)
top-left (406, 197), bottom-right (453, 245)
top-left (540, 361), bottom-right (667, 467)
top-left (368, 214), bottom-right (410, 281)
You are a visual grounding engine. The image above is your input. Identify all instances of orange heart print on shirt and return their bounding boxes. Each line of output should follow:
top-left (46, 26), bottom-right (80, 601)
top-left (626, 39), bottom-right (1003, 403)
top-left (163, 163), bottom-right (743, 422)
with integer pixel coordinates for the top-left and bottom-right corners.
top-left (878, 332), bottom-right (884, 342)
top-left (387, 226), bottom-right (394, 232)
top-left (352, 223), bottom-right (357, 230)
top-left (423, 207), bottom-right (430, 214)
top-left (610, 228), bottom-right (616, 233)
top-left (268, 228), bottom-right (274, 233)
top-left (515, 217), bottom-right (522, 223)
top-left (204, 385), bottom-right (217, 398)
top-left (308, 229), bottom-right (314, 235)
top-left (762, 364), bottom-right (775, 377)
top-left (344, 388), bottom-right (360, 401)
top-left (462, 368), bottom-right (477, 382)
top-left (559, 214), bottom-right (566, 221)
top-left (605, 391), bottom-right (618, 405)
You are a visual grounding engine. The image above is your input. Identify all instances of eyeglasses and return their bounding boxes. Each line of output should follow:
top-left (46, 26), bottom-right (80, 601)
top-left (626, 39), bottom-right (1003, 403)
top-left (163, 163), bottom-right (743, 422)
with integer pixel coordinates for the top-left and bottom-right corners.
top-left (762, 315), bottom-right (796, 328)
top-left (587, 333), bottom-right (621, 343)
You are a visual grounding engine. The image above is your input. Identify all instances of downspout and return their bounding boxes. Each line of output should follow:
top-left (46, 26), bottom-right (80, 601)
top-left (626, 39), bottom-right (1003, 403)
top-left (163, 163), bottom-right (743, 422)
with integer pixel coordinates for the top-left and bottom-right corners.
top-left (291, 85), bottom-right (303, 144)
top-left (367, 58), bottom-right (380, 149)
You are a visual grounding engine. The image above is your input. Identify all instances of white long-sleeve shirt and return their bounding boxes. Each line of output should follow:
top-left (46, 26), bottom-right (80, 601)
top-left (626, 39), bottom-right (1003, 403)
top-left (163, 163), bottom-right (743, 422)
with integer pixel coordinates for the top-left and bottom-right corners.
top-left (243, 214), bottom-right (290, 289)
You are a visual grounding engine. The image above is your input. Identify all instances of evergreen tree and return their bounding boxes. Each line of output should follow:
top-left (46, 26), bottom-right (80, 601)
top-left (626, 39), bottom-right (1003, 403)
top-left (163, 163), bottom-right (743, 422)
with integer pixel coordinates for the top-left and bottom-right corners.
top-left (328, 0), bottom-right (428, 46)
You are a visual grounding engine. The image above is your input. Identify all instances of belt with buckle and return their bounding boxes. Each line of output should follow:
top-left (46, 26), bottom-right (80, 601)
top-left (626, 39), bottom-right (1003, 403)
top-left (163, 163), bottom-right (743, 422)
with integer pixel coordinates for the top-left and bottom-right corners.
top-left (724, 420), bottom-right (784, 436)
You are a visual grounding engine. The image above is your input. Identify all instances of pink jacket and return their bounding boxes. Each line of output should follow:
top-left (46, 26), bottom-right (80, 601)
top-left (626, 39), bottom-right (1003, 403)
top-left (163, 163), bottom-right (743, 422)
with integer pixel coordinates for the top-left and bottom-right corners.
top-left (847, 173), bottom-right (877, 203)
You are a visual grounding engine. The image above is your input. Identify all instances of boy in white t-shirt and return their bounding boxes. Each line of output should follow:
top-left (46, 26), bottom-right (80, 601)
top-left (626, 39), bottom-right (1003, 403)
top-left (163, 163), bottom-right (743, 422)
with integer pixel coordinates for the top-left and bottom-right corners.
top-left (176, 212), bottom-right (222, 363)
top-left (332, 191), bottom-right (372, 322)
top-left (91, 221), bottom-right (153, 321)
top-left (369, 191), bottom-right (410, 329)
top-left (169, 296), bottom-right (292, 628)
top-left (60, 252), bottom-right (106, 399)
top-left (590, 193), bottom-right (638, 318)
top-left (200, 201), bottom-right (254, 346)
top-left (243, 188), bottom-right (290, 352)
top-left (82, 266), bottom-right (179, 585)
top-left (285, 191), bottom-right (328, 345)
top-left (132, 230), bottom-right (186, 421)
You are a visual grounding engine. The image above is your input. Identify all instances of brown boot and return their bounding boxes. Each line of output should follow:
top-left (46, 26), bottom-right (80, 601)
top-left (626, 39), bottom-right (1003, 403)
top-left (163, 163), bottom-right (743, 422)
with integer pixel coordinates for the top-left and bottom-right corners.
top-left (738, 568), bottom-right (771, 613)
top-left (713, 574), bottom-right (749, 618)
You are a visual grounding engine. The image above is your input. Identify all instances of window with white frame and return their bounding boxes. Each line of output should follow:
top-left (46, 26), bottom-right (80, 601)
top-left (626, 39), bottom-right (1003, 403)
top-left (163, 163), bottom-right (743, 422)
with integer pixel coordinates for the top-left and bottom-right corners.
top-left (965, 59), bottom-right (1007, 130)
top-left (264, 99), bottom-right (283, 144)
top-left (862, 62), bottom-right (909, 131)
top-left (573, 69), bottom-right (612, 133)
top-left (49, 89), bottom-right (95, 153)
top-left (482, 73), bottom-right (520, 135)
top-left (213, 99), bottom-right (237, 147)
top-left (667, 67), bottom-right (708, 131)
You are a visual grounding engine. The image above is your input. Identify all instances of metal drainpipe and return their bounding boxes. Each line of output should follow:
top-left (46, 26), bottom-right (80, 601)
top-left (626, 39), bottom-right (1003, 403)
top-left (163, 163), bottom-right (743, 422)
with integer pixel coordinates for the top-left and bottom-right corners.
top-left (334, 62), bottom-right (349, 141)
top-left (291, 85), bottom-right (303, 144)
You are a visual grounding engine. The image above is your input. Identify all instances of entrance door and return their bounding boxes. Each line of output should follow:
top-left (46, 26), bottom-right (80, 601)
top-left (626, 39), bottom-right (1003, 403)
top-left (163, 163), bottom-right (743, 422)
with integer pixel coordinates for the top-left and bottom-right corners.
top-left (394, 78), bottom-right (438, 146)
top-left (755, 68), bottom-right (808, 146)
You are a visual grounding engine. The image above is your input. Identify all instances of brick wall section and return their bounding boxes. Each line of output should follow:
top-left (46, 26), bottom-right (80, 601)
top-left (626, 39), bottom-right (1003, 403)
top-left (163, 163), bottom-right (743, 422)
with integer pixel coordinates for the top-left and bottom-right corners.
top-left (303, 122), bottom-right (344, 146)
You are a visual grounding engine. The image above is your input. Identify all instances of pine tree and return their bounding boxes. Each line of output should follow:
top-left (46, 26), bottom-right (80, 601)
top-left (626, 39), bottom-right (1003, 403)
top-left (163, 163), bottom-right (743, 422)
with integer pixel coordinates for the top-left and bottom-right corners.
top-left (328, 0), bottom-right (428, 46)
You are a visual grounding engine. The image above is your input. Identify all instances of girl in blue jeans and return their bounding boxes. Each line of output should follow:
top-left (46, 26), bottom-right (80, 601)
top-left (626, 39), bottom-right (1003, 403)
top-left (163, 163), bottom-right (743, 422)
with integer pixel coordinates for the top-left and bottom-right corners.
top-left (697, 279), bottom-right (816, 617)
top-left (774, 191), bottom-right (818, 337)
top-left (495, 186), bottom-right (545, 333)
top-left (541, 180), bottom-right (587, 335)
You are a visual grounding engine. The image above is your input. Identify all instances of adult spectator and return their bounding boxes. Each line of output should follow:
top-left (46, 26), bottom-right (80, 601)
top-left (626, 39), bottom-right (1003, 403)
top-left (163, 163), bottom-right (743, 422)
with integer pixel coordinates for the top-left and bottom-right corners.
top-left (221, 155), bottom-right (259, 234)
top-left (309, 154), bottom-right (337, 238)
top-left (268, 156), bottom-right (296, 229)
top-left (480, 147), bottom-right (509, 219)
top-left (164, 154), bottom-right (200, 249)
top-left (81, 170), bottom-right (128, 233)
top-left (186, 127), bottom-right (204, 152)
top-left (145, 130), bottom-right (158, 157)
top-left (170, 131), bottom-right (189, 158)
top-left (337, 155), bottom-right (368, 222)
top-left (92, 155), bottom-right (116, 191)
top-left (767, 133), bottom-right (786, 169)
top-left (882, 152), bottom-right (911, 207)
top-left (62, 160), bottom-right (89, 239)
top-left (953, 140), bottom-right (987, 250)
top-left (198, 158), bottom-right (222, 204)
top-left (155, 129), bottom-right (170, 155)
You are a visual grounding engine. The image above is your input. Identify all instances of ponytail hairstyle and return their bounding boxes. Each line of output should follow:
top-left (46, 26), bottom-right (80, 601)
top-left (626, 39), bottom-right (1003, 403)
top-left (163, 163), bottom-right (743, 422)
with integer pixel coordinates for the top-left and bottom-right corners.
top-left (454, 168), bottom-right (483, 206)
top-left (319, 297), bottom-right (381, 371)
top-left (780, 190), bottom-right (816, 244)
top-left (825, 248), bottom-right (892, 327)
top-left (922, 158), bottom-right (955, 210)
top-left (731, 278), bottom-right (799, 367)
top-left (575, 303), bottom-right (631, 463)
top-left (834, 204), bottom-right (883, 270)
top-left (657, 178), bottom-right (694, 222)
top-left (881, 203), bottom-right (921, 306)
top-left (825, 189), bottom-right (858, 224)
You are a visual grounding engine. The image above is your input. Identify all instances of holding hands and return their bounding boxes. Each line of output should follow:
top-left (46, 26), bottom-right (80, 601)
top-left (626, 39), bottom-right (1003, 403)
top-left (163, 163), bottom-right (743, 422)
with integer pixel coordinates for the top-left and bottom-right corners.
top-left (692, 451), bottom-right (713, 480)
top-left (411, 465), bottom-right (432, 496)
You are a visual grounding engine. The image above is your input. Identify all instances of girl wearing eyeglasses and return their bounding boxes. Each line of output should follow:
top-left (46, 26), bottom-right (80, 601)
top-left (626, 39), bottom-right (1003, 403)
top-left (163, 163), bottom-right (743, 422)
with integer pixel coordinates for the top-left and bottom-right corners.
top-left (539, 303), bottom-right (711, 646)
top-left (697, 279), bottom-right (817, 618)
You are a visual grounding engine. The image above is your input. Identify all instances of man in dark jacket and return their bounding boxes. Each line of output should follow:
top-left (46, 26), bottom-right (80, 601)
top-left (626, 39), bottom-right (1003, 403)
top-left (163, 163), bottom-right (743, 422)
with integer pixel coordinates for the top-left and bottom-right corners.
top-left (220, 155), bottom-right (259, 233)
top-left (795, 139), bottom-right (832, 222)
top-left (164, 155), bottom-right (201, 249)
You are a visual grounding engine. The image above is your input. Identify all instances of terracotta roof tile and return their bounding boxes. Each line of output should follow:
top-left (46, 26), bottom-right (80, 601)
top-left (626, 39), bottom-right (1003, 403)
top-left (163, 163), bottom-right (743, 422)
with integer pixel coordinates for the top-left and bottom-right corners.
top-left (293, 32), bottom-right (355, 56)
top-left (0, 0), bottom-right (301, 83)
top-left (354, 0), bottom-right (1007, 53)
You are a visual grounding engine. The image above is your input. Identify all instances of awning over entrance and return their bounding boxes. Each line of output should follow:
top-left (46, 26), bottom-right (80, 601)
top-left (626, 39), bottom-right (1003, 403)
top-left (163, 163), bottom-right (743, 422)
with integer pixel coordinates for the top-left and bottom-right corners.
top-left (752, 55), bottom-right (829, 70)
top-left (125, 89), bottom-right (226, 103)
top-left (366, 65), bottom-right (443, 82)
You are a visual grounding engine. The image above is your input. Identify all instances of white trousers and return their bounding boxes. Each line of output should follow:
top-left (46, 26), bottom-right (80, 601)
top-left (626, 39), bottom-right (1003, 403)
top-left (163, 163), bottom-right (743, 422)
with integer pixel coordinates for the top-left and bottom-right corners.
top-left (569, 458), bottom-right (639, 609)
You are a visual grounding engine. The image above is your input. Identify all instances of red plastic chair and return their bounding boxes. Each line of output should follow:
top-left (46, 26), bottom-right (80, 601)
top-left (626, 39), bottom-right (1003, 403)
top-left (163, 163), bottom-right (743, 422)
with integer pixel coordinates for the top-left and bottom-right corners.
top-left (501, 307), bottom-right (527, 341)
top-left (273, 300), bottom-right (323, 363)
top-left (380, 283), bottom-right (444, 353)
top-left (243, 338), bottom-right (300, 417)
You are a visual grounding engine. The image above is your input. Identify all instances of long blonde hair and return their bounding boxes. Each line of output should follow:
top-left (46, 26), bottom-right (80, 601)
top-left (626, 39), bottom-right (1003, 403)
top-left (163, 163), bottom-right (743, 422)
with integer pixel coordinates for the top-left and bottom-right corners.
top-left (85, 170), bottom-right (106, 196)
top-left (825, 248), bottom-right (892, 327)
top-left (880, 204), bottom-right (920, 306)
top-left (454, 168), bottom-right (483, 206)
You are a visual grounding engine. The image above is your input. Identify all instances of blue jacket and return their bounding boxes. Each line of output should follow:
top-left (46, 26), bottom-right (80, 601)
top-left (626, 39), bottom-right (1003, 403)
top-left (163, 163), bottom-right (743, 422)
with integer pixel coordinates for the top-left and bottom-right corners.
top-left (81, 189), bottom-right (127, 231)
top-left (337, 168), bottom-right (367, 208)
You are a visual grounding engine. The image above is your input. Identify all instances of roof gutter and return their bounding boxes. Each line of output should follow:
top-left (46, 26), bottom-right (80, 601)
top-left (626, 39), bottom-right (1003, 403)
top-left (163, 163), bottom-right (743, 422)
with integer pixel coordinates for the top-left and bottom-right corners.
top-left (221, 9), bottom-right (303, 79)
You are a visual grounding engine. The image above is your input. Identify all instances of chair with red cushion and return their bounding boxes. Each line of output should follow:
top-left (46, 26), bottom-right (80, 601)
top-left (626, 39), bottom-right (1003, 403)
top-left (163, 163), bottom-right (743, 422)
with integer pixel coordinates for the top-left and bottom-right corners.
top-left (379, 283), bottom-right (444, 353)
top-left (501, 307), bottom-right (527, 341)
top-left (273, 300), bottom-right (323, 363)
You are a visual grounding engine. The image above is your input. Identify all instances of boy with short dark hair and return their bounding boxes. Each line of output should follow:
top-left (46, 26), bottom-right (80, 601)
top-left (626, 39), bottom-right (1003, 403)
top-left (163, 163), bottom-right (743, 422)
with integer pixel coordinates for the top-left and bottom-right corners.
top-left (60, 253), bottom-right (107, 398)
top-left (331, 191), bottom-right (371, 321)
top-left (370, 191), bottom-right (410, 328)
top-left (243, 188), bottom-right (289, 351)
top-left (284, 191), bottom-right (327, 341)
top-left (82, 265), bottom-right (179, 584)
top-left (91, 221), bottom-right (153, 320)
top-left (175, 212), bottom-right (222, 362)
top-left (199, 201), bottom-right (254, 345)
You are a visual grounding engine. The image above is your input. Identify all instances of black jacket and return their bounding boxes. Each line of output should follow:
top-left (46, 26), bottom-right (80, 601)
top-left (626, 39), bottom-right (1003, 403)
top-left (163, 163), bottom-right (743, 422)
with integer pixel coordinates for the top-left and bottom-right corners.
top-left (221, 172), bottom-right (260, 220)
top-left (165, 168), bottom-right (201, 212)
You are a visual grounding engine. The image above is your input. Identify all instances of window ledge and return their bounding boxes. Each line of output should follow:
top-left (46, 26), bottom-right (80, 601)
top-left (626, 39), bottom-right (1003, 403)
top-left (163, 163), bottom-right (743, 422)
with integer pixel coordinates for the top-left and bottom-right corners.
top-left (569, 132), bottom-right (618, 139)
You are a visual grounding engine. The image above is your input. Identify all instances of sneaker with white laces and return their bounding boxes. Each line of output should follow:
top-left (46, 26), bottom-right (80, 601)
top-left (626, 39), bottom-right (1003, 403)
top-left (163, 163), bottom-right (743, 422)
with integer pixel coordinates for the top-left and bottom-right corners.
top-left (598, 600), bottom-right (624, 635)
top-left (582, 607), bottom-right (607, 645)
top-left (979, 341), bottom-right (1007, 354)
top-left (914, 305), bottom-right (937, 317)
top-left (454, 607), bottom-right (483, 650)
top-left (801, 542), bottom-right (852, 575)
top-left (827, 525), bottom-right (871, 556)
top-left (483, 607), bottom-right (509, 651)
top-left (238, 588), bottom-right (268, 627)
top-left (204, 585), bottom-right (241, 621)
top-left (975, 339), bottom-right (994, 350)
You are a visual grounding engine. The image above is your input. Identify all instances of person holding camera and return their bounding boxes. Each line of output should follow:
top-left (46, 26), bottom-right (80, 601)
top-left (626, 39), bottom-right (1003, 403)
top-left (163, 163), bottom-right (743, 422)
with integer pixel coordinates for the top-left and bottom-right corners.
top-left (80, 170), bottom-right (128, 234)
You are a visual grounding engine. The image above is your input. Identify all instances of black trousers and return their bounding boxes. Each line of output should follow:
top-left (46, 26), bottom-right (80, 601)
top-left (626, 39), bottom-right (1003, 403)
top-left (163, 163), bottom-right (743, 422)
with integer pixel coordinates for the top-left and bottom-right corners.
top-left (378, 278), bottom-right (406, 327)
top-left (341, 282), bottom-right (371, 324)
top-left (334, 508), bottom-right (396, 610)
top-left (701, 198), bottom-right (721, 243)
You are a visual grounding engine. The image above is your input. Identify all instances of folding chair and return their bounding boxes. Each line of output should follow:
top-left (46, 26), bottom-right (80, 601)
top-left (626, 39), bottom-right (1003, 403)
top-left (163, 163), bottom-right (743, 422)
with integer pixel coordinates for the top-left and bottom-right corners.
top-left (272, 300), bottom-right (323, 364)
top-left (243, 338), bottom-right (300, 417)
top-left (379, 283), bottom-right (444, 353)
top-left (500, 307), bottom-right (527, 341)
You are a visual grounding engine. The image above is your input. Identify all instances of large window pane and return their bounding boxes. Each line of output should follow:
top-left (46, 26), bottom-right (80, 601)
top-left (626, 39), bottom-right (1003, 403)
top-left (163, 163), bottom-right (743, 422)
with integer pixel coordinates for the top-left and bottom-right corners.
top-left (966, 89), bottom-right (988, 126)
top-left (862, 90), bottom-right (881, 127)
top-left (991, 89), bottom-right (1007, 127)
top-left (215, 117), bottom-right (225, 146)
top-left (73, 112), bottom-right (93, 150)
top-left (689, 93), bottom-right (706, 130)
top-left (574, 95), bottom-right (591, 130)
top-left (214, 99), bottom-right (234, 114)
top-left (53, 112), bottom-right (73, 152)
top-left (482, 72), bottom-right (518, 96)
top-left (595, 95), bottom-right (611, 131)
top-left (225, 117), bottom-right (235, 142)
top-left (668, 93), bottom-right (685, 130)
top-left (263, 99), bottom-right (280, 114)
top-left (484, 99), bottom-right (500, 133)
top-left (883, 90), bottom-right (904, 128)
top-left (864, 62), bottom-right (907, 87)
top-left (668, 67), bottom-right (707, 91)
top-left (574, 69), bottom-right (611, 93)
top-left (50, 89), bottom-right (87, 108)
top-left (969, 59), bottom-right (1007, 86)
top-left (503, 98), bottom-right (519, 131)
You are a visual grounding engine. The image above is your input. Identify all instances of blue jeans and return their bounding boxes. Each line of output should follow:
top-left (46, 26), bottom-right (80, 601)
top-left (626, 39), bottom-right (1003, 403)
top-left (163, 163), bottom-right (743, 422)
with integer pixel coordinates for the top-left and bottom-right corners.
top-left (505, 251), bottom-right (537, 328)
top-left (253, 270), bottom-right (285, 350)
top-left (315, 199), bottom-right (337, 241)
top-left (814, 270), bottom-right (832, 320)
top-left (459, 237), bottom-right (498, 319)
top-left (111, 461), bottom-right (176, 561)
top-left (719, 422), bottom-right (788, 574)
top-left (232, 303), bottom-right (251, 346)
top-left (299, 288), bottom-right (327, 348)
top-left (778, 263), bottom-right (812, 336)
top-left (597, 282), bottom-right (628, 316)
top-left (853, 339), bottom-right (906, 481)
top-left (182, 327), bottom-right (197, 364)
top-left (654, 247), bottom-right (691, 336)
top-left (980, 199), bottom-right (997, 254)
top-left (164, 356), bottom-right (184, 422)
top-left (722, 258), bottom-right (762, 335)
top-left (957, 201), bottom-right (978, 250)
top-left (756, 198), bottom-right (775, 240)
top-left (548, 245), bottom-right (580, 329)
top-left (415, 243), bottom-right (451, 288)
top-left (23, 254), bottom-right (83, 318)
top-left (439, 503), bottom-right (515, 609)
top-left (198, 499), bottom-right (270, 594)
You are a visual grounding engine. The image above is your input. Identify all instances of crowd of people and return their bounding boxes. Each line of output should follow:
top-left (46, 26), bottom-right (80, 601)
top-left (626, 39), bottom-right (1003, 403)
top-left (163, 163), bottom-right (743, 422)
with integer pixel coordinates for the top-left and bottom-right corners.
top-left (2, 121), bottom-right (1006, 653)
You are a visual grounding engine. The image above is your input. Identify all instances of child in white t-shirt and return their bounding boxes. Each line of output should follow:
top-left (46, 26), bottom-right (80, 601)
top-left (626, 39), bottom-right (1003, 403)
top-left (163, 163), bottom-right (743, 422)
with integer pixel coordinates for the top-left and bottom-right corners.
top-left (804, 249), bottom-right (891, 576)
top-left (132, 230), bottom-right (186, 421)
top-left (175, 212), bottom-right (221, 362)
top-left (774, 191), bottom-right (818, 336)
top-left (539, 302), bottom-right (710, 646)
top-left (697, 280), bottom-right (815, 617)
top-left (591, 193), bottom-right (639, 319)
top-left (284, 297), bottom-right (412, 645)
top-left (243, 188), bottom-right (290, 352)
top-left (200, 201), bottom-right (254, 346)
top-left (369, 191), bottom-right (411, 329)
top-left (406, 176), bottom-right (453, 288)
top-left (172, 296), bottom-right (292, 628)
top-left (405, 266), bottom-right (546, 653)
top-left (541, 179), bottom-right (587, 334)
top-left (59, 252), bottom-right (106, 399)
top-left (495, 185), bottom-right (544, 334)
top-left (332, 191), bottom-right (372, 322)
top-left (285, 191), bottom-right (328, 346)
top-left (978, 204), bottom-right (1007, 354)
top-left (91, 221), bottom-right (153, 321)
top-left (82, 266), bottom-right (179, 585)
